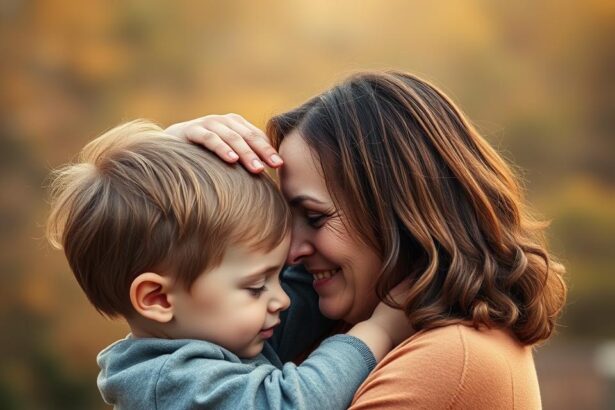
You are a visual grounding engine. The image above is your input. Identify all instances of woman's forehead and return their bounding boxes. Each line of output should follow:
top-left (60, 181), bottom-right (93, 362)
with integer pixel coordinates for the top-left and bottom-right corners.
top-left (278, 132), bottom-right (330, 204)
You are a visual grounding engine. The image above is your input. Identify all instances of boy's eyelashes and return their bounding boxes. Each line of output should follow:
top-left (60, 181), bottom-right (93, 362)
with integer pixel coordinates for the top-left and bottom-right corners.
top-left (246, 285), bottom-right (267, 297)
top-left (241, 266), bottom-right (285, 297)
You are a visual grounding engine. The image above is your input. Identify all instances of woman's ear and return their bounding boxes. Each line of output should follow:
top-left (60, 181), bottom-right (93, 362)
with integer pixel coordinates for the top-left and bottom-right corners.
top-left (130, 272), bottom-right (174, 323)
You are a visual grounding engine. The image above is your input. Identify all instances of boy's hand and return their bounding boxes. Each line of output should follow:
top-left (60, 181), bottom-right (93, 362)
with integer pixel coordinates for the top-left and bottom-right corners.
top-left (347, 280), bottom-right (414, 362)
top-left (164, 114), bottom-right (283, 173)
top-left (369, 300), bottom-right (414, 347)
top-left (368, 280), bottom-right (414, 346)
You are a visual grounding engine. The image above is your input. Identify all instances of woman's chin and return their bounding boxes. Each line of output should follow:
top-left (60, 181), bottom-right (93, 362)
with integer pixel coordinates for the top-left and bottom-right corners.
top-left (318, 297), bottom-right (349, 321)
top-left (318, 298), bottom-right (374, 324)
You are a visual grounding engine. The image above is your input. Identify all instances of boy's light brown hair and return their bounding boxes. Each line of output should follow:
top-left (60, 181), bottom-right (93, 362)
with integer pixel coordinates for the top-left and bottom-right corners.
top-left (47, 120), bottom-right (290, 318)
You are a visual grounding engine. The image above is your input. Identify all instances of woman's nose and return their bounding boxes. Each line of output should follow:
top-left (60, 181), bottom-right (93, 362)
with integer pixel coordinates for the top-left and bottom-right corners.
top-left (286, 233), bottom-right (315, 265)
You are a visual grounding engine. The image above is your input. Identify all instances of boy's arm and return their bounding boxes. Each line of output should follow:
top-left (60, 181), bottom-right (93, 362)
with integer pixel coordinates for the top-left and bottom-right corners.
top-left (268, 265), bottom-right (337, 362)
top-left (156, 335), bottom-right (376, 410)
top-left (155, 301), bottom-right (411, 410)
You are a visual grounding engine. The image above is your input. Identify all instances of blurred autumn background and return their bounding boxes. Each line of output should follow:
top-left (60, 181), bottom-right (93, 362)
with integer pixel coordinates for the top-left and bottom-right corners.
top-left (1, 0), bottom-right (613, 409)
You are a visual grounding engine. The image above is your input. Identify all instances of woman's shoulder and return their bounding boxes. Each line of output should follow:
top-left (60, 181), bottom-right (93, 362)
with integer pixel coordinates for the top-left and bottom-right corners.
top-left (400, 322), bottom-right (526, 358)
top-left (350, 324), bottom-right (538, 409)
top-left (385, 324), bottom-right (519, 379)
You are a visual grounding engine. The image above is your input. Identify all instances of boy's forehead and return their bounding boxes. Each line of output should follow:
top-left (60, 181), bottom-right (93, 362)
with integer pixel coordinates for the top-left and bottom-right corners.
top-left (223, 237), bottom-right (290, 273)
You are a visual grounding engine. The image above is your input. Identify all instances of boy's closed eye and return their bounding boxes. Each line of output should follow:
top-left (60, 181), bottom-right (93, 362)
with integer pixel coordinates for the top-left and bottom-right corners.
top-left (246, 284), bottom-right (267, 297)
top-left (241, 265), bottom-right (285, 298)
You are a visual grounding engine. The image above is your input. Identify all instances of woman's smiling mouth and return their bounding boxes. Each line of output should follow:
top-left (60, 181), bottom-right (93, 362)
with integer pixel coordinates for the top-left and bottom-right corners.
top-left (311, 268), bottom-right (341, 288)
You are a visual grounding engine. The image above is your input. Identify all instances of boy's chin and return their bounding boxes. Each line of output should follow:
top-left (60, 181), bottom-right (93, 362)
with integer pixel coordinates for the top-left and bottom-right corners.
top-left (235, 341), bottom-right (264, 359)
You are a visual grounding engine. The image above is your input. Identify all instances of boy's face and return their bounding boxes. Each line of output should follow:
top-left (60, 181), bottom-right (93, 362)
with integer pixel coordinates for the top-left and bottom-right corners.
top-left (169, 236), bottom-right (291, 358)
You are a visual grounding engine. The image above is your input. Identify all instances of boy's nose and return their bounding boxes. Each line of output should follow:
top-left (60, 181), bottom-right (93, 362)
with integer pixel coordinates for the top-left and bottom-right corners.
top-left (269, 285), bottom-right (290, 313)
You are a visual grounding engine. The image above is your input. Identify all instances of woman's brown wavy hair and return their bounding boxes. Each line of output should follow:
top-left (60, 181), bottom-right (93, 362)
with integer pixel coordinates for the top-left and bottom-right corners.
top-left (268, 71), bottom-right (566, 345)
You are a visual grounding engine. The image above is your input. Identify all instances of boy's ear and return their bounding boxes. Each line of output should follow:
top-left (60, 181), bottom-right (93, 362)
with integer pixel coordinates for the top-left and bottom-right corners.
top-left (130, 272), bottom-right (174, 323)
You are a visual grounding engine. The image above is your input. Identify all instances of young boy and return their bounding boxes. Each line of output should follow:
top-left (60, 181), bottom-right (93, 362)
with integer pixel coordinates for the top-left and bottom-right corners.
top-left (46, 120), bottom-right (410, 409)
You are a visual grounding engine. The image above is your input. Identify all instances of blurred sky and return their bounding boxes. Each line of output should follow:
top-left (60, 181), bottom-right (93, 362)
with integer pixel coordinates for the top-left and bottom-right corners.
top-left (0, 1), bottom-right (613, 409)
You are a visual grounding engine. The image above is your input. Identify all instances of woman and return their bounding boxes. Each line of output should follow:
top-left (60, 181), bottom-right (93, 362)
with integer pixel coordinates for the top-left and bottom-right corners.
top-left (166, 71), bottom-right (566, 409)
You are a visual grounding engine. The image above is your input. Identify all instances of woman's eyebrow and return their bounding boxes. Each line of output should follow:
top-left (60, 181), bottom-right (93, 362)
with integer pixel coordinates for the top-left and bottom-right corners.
top-left (289, 195), bottom-right (326, 207)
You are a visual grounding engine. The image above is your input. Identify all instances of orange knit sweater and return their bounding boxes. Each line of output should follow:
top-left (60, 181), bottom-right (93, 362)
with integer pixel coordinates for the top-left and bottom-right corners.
top-left (349, 324), bottom-right (541, 409)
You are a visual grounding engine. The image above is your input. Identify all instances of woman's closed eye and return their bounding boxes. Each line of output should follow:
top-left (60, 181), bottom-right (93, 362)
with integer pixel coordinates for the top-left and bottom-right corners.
top-left (305, 212), bottom-right (329, 228)
top-left (306, 213), bottom-right (325, 227)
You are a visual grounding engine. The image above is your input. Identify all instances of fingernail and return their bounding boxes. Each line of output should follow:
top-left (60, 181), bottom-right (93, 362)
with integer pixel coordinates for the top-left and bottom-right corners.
top-left (252, 159), bottom-right (264, 169)
top-left (228, 151), bottom-right (239, 160)
top-left (270, 154), bottom-right (283, 165)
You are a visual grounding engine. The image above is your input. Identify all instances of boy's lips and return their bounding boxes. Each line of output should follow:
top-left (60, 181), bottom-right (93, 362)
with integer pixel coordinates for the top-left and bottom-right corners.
top-left (259, 323), bottom-right (279, 339)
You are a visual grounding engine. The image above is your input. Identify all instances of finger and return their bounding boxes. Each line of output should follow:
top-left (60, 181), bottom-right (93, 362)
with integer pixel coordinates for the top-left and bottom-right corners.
top-left (184, 125), bottom-right (240, 163)
top-left (205, 122), bottom-right (266, 173)
top-left (228, 114), bottom-right (270, 142)
top-left (224, 114), bottom-right (283, 168)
